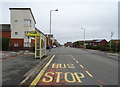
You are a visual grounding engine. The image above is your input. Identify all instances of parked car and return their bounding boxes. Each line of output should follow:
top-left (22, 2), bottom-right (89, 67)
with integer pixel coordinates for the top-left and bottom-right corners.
top-left (53, 45), bottom-right (56, 48)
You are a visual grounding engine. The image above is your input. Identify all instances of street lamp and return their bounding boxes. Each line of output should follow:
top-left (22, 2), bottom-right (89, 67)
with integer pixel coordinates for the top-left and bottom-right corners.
top-left (50, 9), bottom-right (58, 34)
top-left (81, 27), bottom-right (86, 49)
top-left (110, 32), bottom-right (113, 50)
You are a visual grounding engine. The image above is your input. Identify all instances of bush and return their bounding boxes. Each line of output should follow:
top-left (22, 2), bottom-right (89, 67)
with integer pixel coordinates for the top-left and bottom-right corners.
top-left (86, 45), bottom-right (110, 51)
top-left (91, 46), bottom-right (98, 50)
top-left (86, 45), bottom-right (92, 49)
top-left (97, 46), bottom-right (109, 51)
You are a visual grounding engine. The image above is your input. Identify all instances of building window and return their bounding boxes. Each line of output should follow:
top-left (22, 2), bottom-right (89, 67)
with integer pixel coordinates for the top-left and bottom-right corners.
top-left (24, 19), bottom-right (31, 27)
top-left (14, 43), bottom-right (18, 47)
top-left (15, 32), bottom-right (18, 35)
top-left (14, 20), bottom-right (18, 24)
top-left (24, 42), bottom-right (31, 47)
top-left (24, 31), bottom-right (29, 36)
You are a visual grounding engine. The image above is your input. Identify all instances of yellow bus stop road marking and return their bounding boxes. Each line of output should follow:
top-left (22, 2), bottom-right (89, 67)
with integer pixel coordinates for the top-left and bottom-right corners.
top-left (99, 85), bottom-right (104, 87)
top-left (29, 55), bottom-right (55, 87)
top-left (80, 64), bottom-right (84, 68)
top-left (85, 70), bottom-right (93, 77)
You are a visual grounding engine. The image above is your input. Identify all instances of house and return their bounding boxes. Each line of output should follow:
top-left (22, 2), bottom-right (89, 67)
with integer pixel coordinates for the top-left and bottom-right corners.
top-left (0, 24), bottom-right (11, 50)
top-left (9, 8), bottom-right (36, 50)
top-left (1, 8), bottom-right (59, 51)
top-left (0, 24), bottom-right (11, 39)
top-left (72, 39), bottom-right (107, 48)
top-left (86, 39), bottom-right (107, 46)
top-left (45, 34), bottom-right (54, 47)
top-left (64, 42), bottom-right (73, 47)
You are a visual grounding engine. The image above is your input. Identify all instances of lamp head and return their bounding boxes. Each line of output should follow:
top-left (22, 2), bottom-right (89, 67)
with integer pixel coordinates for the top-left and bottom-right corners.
top-left (55, 9), bottom-right (58, 11)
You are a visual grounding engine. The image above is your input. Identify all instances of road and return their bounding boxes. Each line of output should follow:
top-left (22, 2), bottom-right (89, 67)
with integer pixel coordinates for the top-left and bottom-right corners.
top-left (30, 47), bottom-right (119, 87)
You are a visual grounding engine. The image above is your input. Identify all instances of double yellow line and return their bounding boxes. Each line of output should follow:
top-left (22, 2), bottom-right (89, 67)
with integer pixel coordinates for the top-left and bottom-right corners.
top-left (29, 55), bottom-right (55, 87)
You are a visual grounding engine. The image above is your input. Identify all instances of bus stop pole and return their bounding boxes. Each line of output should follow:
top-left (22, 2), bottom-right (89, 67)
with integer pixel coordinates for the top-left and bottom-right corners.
top-left (35, 36), bottom-right (36, 59)
top-left (40, 35), bottom-right (42, 59)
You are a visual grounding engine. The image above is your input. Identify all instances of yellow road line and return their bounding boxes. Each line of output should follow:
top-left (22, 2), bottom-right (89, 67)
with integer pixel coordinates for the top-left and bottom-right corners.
top-left (80, 64), bottom-right (84, 68)
top-left (29, 55), bottom-right (55, 87)
top-left (85, 70), bottom-right (93, 77)
top-left (99, 85), bottom-right (104, 87)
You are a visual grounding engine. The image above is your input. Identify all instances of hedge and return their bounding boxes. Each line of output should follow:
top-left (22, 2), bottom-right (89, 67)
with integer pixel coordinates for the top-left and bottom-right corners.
top-left (86, 45), bottom-right (110, 51)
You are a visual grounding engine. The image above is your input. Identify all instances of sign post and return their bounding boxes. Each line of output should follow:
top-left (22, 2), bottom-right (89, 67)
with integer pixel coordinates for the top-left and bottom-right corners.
top-left (115, 41), bottom-right (118, 44)
top-left (115, 41), bottom-right (119, 52)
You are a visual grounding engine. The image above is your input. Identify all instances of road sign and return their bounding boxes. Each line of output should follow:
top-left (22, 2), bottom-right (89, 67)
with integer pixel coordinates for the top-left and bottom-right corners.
top-left (115, 41), bottom-right (119, 44)
top-left (26, 31), bottom-right (40, 37)
top-left (27, 36), bottom-right (30, 39)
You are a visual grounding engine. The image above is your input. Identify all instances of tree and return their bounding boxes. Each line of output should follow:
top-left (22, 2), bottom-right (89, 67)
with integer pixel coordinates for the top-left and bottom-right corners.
top-left (108, 40), bottom-right (120, 52)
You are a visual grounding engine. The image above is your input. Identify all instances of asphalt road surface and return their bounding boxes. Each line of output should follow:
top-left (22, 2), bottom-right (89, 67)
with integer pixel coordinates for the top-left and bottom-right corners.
top-left (30, 47), bottom-right (119, 87)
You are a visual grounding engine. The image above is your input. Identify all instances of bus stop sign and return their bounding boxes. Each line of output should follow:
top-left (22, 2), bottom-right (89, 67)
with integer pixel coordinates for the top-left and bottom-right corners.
top-left (115, 41), bottom-right (119, 44)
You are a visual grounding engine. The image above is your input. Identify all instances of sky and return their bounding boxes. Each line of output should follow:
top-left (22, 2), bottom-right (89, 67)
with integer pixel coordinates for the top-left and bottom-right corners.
top-left (0, 0), bottom-right (119, 45)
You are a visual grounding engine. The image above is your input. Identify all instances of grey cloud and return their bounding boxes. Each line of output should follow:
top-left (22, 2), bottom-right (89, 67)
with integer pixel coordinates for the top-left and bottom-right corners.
top-left (0, 1), bottom-right (118, 45)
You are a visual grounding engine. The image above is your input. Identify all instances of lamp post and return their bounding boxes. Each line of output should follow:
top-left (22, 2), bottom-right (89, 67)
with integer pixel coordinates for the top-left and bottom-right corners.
top-left (50, 9), bottom-right (58, 34)
top-left (81, 27), bottom-right (86, 49)
top-left (49, 9), bottom-right (58, 51)
top-left (110, 32), bottom-right (113, 51)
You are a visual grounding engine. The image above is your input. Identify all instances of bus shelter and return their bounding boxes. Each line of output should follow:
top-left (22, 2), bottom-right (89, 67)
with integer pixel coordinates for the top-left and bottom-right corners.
top-left (26, 31), bottom-right (46, 59)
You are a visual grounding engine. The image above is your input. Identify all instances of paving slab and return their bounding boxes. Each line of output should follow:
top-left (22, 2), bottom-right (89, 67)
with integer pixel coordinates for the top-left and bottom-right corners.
top-left (2, 53), bottom-right (46, 86)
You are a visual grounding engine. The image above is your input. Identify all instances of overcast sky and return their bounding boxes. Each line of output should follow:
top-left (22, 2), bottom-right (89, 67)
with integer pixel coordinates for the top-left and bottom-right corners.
top-left (0, 0), bottom-right (119, 45)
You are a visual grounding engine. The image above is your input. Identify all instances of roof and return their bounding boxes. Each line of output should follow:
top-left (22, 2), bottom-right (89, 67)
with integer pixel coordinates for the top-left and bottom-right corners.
top-left (35, 28), bottom-right (46, 36)
top-left (9, 8), bottom-right (36, 24)
top-left (0, 24), bottom-right (11, 31)
top-left (66, 42), bottom-right (72, 44)
top-left (74, 39), bottom-right (107, 43)
top-left (95, 39), bottom-right (106, 42)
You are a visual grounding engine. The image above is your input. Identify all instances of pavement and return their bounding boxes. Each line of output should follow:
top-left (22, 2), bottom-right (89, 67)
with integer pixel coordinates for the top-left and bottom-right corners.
top-left (2, 52), bottom-right (46, 86)
top-left (0, 51), bottom-right (34, 59)
top-left (85, 49), bottom-right (119, 61)
top-left (30, 47), bottom-right (119, 87)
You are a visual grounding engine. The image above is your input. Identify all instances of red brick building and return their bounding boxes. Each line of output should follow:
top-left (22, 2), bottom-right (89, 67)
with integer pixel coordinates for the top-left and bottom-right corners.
top-left (0, 24), bottom-right (11, 39)
top-left (46, 37), bottom-right (52, 47)
top-left (64, 42), bottom-right (73, 47)
top-left (86, 39), bottom-right (107, 46)
top-left (0, 24), bottom-right (35, 51)
top-left (1, 8), bottom-right (55, 51)
top-left (73, 39), bottom-right (108, 48)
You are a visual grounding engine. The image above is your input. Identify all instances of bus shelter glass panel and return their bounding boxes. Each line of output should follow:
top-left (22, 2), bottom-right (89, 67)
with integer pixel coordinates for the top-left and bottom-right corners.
top-left (40, 36), bottom-right (46, 57)
top-left (35, 36), bottom-right (40, 58)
